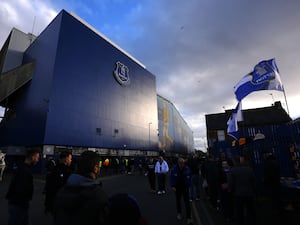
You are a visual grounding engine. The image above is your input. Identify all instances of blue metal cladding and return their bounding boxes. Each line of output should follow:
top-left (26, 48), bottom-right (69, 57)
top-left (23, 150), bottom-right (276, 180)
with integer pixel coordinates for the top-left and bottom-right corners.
top-left (0, 12), bottom-right (63, 146)
top-left (0, 10), bottom-right (159, 151)
top-left (157, 95), bottom-right (194, 154)
top-left (212, 123), bottom-right (299, 179)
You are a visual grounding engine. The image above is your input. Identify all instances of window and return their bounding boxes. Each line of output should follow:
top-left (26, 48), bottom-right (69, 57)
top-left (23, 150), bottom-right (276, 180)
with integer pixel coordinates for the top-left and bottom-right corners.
top-left (217, 130), bottom-right (225, 141)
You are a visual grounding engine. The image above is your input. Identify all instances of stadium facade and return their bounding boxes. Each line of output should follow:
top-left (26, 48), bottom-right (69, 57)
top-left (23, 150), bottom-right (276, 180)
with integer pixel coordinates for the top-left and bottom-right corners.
top-left (0, 10), bottom-right (194, 158)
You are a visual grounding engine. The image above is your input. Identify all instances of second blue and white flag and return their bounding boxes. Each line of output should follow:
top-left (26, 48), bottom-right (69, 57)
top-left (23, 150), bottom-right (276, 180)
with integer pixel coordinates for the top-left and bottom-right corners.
top-left (227, 101), bottom-right (243, 140)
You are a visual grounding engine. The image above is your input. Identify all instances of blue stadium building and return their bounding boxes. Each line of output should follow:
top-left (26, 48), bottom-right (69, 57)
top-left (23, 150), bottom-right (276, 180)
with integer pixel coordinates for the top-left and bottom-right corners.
top-left (157, 95), bottom-right (194, 155)
top-left (0, 10), bottom-right (194, 161)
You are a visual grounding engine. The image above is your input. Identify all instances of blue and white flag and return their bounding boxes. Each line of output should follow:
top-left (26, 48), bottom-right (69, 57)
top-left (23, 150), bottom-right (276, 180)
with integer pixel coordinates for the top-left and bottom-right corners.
top-left (234, 59), bottom-right (284, 101)
top-left (227, 101), bottom-right (243, 140)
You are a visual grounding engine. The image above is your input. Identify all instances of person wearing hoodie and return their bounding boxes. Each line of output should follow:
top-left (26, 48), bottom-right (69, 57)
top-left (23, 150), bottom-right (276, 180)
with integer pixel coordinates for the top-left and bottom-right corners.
top-left (170, 157), bottom-right (193, 225)
top-left (229, 156), bottom-right (256, 225)
top-left (6, 149), bottom-right (40, 225)
top-left (44, 151), bottom-right (73, 214)
top-left (54, 150), bottom-right (109, 225)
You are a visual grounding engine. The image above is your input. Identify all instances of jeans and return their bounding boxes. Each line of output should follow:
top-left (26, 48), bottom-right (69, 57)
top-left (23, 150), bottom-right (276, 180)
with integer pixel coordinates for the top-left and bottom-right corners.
top-left (176, 187), bottom-right (191, 219)
top-left (190, 174), bottom-right (200, 199)
top-left (157, 173), bottom-right (166, 191)
top-left (8, 203), bottom-right (30, 225)
top-left (235, 196), bottom-right (256, 225)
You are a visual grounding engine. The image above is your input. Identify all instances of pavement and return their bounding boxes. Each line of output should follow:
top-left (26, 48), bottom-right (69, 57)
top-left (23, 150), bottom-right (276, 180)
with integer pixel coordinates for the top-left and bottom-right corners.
top-left (0, 172), bottom-right (203, 225)
top-left (1, 172), bottom-right (300, 225)
top-left (195, 185), bottom-right (300, 225)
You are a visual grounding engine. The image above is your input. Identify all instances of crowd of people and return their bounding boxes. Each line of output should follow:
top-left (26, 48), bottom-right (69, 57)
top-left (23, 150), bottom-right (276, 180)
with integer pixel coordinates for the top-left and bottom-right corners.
top-left (2, 148), bottom-right (288, 225)
top-left (4, 150), bottom-right (149, 225)
top-left (143, 151), bottom-right (284, 225)
top-left (199, 151), bottom-right (285, 225)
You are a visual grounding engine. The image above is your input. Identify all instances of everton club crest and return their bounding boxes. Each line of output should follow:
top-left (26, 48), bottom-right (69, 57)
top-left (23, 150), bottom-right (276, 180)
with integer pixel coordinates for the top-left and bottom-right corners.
top-left (251, 60), bottom-right (276, 85)
top-left (113, 61), bottom-right (130, 86)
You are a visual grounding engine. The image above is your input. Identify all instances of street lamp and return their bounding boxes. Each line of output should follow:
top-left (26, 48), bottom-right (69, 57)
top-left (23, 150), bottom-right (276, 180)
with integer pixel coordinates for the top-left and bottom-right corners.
top-left (148, 122), bottom-right (152, 148)
top-left (269, 93), bottom-right (275, 105)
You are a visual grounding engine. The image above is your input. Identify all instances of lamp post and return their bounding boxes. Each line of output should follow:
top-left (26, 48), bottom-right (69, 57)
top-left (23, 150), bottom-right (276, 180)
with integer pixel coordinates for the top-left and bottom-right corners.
top-left (269, 93), bottom-right (275, 105)
top-left (148, 122), bottom-right (152, 148)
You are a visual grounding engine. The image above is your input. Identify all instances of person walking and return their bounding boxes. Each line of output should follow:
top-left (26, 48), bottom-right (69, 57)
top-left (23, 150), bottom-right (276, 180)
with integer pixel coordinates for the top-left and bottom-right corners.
top-left (205, 154), bottom-right (221, 209)
top-left (45, 157), bottom-right (56, 173)
top-left (5, 149), bottom-right (40, 225)
top-left (55, 150), bottom-right (149, 225)
top-left (44, 151), bottom-right (73, 214)
top-left (220, 159), bottom-right (233, 222)
top-left (263, 153), bottom-right (282, 224)
top-left (187, 155), bottom-right (201, 201)
top-left (155, 155), bottom-right (169, 194)
top-left (229, 156), bottom-right (256, 225)
top-left (54, 150), bottom-right (109, 225)
top-left (170, 157), bottom-right (193, 225)
top-left (145, 158), bottom-right (156, 193)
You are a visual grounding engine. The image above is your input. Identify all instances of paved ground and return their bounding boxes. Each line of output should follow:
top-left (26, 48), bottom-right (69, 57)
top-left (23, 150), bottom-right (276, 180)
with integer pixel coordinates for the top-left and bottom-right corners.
top-left (0, 173), bottom-right (203, 225)
top-left (1, 172), bottom-right (300, 225)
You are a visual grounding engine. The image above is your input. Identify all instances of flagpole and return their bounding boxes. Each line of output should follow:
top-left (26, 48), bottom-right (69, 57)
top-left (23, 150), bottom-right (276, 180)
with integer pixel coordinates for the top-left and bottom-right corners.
top-left (283, 87), bottom-right (290, 116)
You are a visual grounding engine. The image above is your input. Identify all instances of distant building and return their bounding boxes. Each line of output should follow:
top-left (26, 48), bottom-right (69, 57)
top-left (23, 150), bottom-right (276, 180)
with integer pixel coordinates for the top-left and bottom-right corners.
top-left (0, 10), bottom-right (194, 163)
top-left (157, 95), bottom-right (194, 155)
top-left (206, 101), bottom-right (291, 147)
top-left (205, 101), bottom-right (300, 178)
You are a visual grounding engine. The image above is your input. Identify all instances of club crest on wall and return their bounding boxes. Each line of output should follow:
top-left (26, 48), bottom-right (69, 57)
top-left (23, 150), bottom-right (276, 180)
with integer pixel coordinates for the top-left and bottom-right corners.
top-left (113, 61), bottom-right (130, 86)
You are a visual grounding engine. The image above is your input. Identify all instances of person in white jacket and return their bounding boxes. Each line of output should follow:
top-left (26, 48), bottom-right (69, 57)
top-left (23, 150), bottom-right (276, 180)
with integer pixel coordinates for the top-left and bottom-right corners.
top-left (155, 156), bottom-right (169, 195)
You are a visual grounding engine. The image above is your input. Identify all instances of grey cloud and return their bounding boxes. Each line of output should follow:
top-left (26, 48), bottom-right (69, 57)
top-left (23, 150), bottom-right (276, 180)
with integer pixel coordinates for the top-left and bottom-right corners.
top-left (111, 0), bottom-right (300, 148)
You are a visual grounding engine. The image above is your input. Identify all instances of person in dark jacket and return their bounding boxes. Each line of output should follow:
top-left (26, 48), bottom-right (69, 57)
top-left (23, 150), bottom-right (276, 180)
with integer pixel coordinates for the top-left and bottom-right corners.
top-left (205, 155), bottom-right (221, 208)
top-left (170, 157), bottom-right (193, 225)
top-left (263, 153), bottom-right (280, 196)
top-left (6, 149), bottom-right (40, 225)
top-left (55, 150), bottom-right (149, 225)
top-left (229, 156), bottom-right (256, 225)
top-left (263, 153), bottom-right (282, 224)
top-left (187, 155), bottom-right (201, 201)
top-left (219, 159), bottom-right (233, 222)
top-left (44, 151), bottom-right (73, 214)
top-left (54, 150), bottom-right (109, 225)
top-left (145, 157), bottom-right (156, 193)
top-left (45, 157), bottom-right (56, 173)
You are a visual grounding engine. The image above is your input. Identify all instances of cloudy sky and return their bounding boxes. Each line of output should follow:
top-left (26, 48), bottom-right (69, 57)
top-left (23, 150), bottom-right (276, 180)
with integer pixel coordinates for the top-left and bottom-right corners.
top-left (1, 0), bottom-right (300, 150)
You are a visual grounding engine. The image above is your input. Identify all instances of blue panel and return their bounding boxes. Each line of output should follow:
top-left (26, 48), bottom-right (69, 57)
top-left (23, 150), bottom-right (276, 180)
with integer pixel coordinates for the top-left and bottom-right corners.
top-left (42, 11), bottom-right (158, 151)
top-left (0, 12), bottom-right (63, 146)
top-left (212, 123), bottom-right (299, 179)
